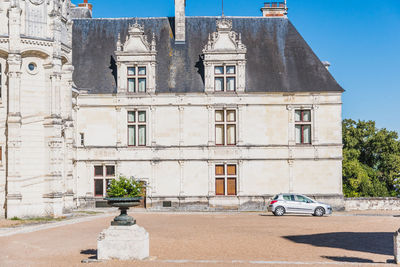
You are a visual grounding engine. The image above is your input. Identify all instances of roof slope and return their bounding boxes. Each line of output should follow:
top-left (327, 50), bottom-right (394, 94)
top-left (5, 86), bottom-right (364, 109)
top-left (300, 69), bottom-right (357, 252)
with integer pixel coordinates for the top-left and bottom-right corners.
top-left (72, 17), bottom-right (344, 94)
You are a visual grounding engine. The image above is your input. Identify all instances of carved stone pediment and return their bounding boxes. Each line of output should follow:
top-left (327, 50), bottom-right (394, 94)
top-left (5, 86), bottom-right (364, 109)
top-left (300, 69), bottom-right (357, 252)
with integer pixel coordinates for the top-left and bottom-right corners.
top-left (115, 22), bottom-right (157, 94)
top-left (203, 18), bottom-right (246, 54)
top-left (117, 22), bottom-right (156, 54)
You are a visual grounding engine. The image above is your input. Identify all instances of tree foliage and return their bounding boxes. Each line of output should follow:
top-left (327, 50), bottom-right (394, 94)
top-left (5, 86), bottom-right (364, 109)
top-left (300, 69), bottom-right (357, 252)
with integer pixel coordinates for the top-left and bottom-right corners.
top-left (342, 119), bottom-right (400, 197)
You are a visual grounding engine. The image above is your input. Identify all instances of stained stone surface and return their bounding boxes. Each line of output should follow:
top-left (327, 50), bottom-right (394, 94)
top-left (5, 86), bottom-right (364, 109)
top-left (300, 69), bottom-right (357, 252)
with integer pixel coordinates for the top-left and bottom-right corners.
top-left (97, 225), bottom-right (149, 260)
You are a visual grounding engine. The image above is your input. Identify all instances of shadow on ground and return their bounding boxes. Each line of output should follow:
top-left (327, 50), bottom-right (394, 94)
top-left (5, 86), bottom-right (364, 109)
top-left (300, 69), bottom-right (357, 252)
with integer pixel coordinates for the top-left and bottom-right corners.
top-left (284, 232), bottom-right (393, 256)
top-left (81, 249), bottom-right (97, 260)
top-left (322, 256), bottom-right (374, 263)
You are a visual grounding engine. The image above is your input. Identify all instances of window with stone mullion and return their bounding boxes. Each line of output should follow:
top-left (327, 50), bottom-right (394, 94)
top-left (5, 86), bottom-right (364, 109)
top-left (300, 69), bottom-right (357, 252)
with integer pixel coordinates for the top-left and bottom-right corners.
top-left (295, 110), bottom-right (311, 144)
top-left (94, 165), bottom-right (116, 197)
top-left (128, 111), bottom-right (147, 146)
top-left (127, 66), bottom-right (146, 93)
top-left (214, 65), bottom-right (236, 92)
top-left (215, 109), bottom-right (237, 146)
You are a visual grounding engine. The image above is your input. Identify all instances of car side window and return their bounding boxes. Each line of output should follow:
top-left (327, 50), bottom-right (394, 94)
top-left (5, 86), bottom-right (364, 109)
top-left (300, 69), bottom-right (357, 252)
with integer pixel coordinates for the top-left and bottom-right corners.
top-left (295, 195), bottom-right (308, 202)
top-left (290, 195), bottom-right (295, 201)
top-left (283, 195), bottom-right (291, 201)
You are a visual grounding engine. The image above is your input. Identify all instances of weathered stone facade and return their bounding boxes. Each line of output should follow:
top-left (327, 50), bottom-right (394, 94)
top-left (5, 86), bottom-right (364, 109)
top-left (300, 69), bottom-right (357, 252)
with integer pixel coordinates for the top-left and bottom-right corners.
top-left (0, 0), bottom-right (74, 218)
top-left (0, 0), bottom-right (344, 217)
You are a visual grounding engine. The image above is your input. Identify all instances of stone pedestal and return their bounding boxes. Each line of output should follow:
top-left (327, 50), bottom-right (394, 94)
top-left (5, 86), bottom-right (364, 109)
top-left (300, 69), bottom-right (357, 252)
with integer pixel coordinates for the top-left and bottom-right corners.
top-left (97, 225), bottom-right (149, 260)
top-left (394, 229), bottom-right (400, 264)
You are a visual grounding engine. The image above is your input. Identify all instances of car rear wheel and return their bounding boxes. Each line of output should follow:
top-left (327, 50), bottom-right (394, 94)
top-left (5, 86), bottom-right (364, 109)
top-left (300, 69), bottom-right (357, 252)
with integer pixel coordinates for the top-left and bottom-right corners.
top-left (314, 207), bottom-right (325, 217)
top-left (274, 206), bottom-right (285, 216)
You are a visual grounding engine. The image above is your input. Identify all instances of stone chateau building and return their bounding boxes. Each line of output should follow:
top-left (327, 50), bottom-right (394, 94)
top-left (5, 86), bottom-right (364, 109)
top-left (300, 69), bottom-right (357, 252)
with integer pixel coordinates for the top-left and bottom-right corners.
top-left (0, 0), bottom-right (344, 218)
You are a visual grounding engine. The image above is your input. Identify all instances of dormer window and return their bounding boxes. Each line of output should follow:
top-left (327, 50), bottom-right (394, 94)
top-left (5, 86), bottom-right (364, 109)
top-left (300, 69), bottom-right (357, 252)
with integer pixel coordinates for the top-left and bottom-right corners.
top-left (115, 22), bottom-right (157, 94)
top-left (203, 18), bottom-right (247, 93)
top-left (215, 65), bottom-right (236, 92)
top-left (127, 66), bottom-right (147, 93)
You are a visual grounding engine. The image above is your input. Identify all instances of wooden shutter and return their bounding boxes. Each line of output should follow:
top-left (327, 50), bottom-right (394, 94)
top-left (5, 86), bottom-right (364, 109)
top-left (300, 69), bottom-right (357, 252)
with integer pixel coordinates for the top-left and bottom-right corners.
top-left (215, 165), bottom-right (225, 175)
top-left (227, 178), bottom-right (236, 195)
top-left (215, 178), bottom-right (225, 195)
top-left (227, 165), bottom-right (236, 175)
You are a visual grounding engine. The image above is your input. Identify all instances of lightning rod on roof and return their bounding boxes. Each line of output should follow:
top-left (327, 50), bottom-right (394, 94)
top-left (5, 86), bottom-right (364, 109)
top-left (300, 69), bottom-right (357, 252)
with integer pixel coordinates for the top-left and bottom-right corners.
top-left (222, 0), bottom-right (224, 17)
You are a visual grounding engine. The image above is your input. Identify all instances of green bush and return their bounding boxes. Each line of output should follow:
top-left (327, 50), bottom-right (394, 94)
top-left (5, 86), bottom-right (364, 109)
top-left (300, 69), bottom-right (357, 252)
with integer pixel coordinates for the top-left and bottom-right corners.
top-left (106, 176), bottom-right (144, 198)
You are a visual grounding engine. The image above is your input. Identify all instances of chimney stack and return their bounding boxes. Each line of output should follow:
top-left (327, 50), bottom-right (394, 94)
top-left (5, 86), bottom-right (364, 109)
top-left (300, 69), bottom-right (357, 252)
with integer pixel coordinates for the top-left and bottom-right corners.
top-left (175, 0), bottom-right (186, 44)
top-left (261, 1), bottom-right (288, 18)
top-left (78, 0), bottom-right (93, 11)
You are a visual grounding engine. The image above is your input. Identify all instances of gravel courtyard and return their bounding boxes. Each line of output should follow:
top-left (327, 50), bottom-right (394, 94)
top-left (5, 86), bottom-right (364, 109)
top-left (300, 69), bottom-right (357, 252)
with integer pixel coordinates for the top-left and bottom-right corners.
top-left (0, 211), bottom-right (398, 266)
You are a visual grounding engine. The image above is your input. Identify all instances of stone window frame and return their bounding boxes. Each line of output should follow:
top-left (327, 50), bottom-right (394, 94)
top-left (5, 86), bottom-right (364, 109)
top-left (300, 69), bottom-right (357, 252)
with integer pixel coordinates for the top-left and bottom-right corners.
top-left (215, 163), bottom-right (238, 196)
top-left (93, 164), bottom-right (116, 197)
top-left (127, 109), bottom-right (148, 147)
top-left (214, 108), bottom-right (238, 146)
top-left (287, 104), bottom-right (318, 146)
top-left (295, 110), bottom-right (312, 145)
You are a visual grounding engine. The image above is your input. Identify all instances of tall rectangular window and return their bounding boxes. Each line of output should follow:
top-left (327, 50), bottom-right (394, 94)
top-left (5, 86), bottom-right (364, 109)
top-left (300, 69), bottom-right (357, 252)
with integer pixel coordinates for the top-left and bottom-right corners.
top-left (215, 109), bottom-right (237, 146)
top-left (295, 110), bottom-right (312, 144)
top-left (128, 111), bottom-right (147, 146)
top-left (127, 66), bottom-right (146, 93)
top-left (214, 65), bottom-right (236, 92)
top-left (94, 165), bottom-right (116, 197)
top-left (215, 164), bottom-right (237, 196)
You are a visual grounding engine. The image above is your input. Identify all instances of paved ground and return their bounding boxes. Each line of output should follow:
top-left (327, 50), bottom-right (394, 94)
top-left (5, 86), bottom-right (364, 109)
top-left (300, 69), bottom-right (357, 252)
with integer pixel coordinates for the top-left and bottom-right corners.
top-left (0, 211), bottom-right (398, 267)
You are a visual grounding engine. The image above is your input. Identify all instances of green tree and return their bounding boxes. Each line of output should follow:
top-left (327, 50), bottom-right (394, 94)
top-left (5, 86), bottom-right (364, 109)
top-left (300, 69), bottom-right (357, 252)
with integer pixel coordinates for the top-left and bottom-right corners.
top-left (342, 119), bottom-right (400, 197)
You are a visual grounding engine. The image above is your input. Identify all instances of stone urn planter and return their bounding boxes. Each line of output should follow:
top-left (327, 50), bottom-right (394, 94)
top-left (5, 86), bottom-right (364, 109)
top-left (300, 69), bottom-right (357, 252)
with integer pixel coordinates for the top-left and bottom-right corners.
top-left (105, 197), bottom-right (142, 226)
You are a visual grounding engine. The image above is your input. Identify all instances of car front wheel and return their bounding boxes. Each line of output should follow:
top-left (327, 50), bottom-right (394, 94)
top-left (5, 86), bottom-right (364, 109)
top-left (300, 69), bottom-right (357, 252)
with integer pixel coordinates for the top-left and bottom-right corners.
top-left (274, 206), bottom-right (285, 216)
top-left (314, 207), bottom-right (325, 217)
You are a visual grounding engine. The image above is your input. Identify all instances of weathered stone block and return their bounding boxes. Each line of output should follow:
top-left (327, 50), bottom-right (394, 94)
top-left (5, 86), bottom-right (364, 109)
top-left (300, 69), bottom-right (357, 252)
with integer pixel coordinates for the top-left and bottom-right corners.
top-left (97, 225), bottom-right (149, 261)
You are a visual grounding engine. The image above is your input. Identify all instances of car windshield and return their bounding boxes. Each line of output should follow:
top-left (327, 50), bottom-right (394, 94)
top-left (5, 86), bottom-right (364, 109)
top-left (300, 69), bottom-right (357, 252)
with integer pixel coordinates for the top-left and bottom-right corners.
top-left (273, 195), bottom-right (279, 200)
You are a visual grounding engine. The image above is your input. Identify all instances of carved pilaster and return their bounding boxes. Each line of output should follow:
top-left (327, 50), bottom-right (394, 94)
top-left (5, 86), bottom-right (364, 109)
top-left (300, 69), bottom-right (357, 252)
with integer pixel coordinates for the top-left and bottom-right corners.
top-left (6, 53), bottom-right (22, 199)
top-left (288, 160), bottom-right (294, 193)
top-left (179, 161), bottom-right (185, 196)
top-left (286, 105), bottom-right (295, 146)
top-left (207, 105), bottom-right (214, 146)
top-left (150, 161), bottom-right (158, 194)
top-left (238, 160), bottom-right (244, 195)
top-left (178, 106), bottom-right (184, 146)
top-left (312, 104), bottom-right (319, 145)
top-left (208, 161), bottom-right (214, 196)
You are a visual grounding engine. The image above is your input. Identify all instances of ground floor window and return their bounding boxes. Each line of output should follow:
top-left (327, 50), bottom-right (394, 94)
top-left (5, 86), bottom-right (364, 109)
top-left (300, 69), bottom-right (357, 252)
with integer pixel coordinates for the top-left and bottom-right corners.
top-left (215, 164), bottom-right (237, 196)
top-left (94, 165), bottom-right (116, 197)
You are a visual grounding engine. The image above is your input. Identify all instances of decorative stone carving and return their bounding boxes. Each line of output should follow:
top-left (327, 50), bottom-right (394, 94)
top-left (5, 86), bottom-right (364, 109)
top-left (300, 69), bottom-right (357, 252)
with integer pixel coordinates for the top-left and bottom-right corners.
top-left (203, 18), bottom-right (247, 93)
top-left (115, 22), bottom-right (157, 94)
top-left (203, 18), bottom-right (246, 54)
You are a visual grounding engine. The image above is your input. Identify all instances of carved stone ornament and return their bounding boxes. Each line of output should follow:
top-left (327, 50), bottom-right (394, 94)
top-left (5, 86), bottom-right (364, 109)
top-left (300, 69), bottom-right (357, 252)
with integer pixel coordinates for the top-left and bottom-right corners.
top-left (118, 22), bottom-right (157, 54)
top-left (203, 18), bottom-right (247, 53)
top-left (30, 0), bottom-right (45, 5)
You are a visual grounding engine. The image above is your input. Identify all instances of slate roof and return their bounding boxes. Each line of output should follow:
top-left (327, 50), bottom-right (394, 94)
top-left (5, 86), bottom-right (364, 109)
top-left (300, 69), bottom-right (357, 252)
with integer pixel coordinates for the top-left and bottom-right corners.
top-left (72, 17), bottom-right (344, 94)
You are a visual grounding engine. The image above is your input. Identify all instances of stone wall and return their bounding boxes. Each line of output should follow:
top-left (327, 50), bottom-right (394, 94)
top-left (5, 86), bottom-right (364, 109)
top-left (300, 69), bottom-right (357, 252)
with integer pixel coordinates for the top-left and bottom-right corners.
top-left (345, 197), bottom-right (400, 211)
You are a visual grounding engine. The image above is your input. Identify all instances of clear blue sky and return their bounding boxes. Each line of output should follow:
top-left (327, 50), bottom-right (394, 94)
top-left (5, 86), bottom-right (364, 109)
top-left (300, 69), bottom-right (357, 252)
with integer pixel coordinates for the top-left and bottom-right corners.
top-left (72, 0), bottom-right (400, 134)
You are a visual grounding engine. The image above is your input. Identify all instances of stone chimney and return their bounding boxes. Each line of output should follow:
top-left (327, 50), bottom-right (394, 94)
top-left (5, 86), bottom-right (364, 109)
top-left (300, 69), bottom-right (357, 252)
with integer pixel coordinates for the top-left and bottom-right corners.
top-left (78, 0), bottom-right (93, 11)
top-left (175, 0), bottom-right (186, 44)
top-left (70, 0), bottom-right (92, 19)
top-left (261, 1), bottom-right (288, 18)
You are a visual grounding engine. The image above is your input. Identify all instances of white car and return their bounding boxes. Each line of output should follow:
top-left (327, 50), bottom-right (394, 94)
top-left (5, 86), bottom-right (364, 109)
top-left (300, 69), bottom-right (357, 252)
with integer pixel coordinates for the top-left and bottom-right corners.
top-left (267, 193), bottom-right (332, 216)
